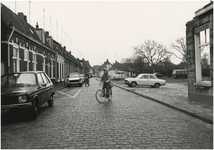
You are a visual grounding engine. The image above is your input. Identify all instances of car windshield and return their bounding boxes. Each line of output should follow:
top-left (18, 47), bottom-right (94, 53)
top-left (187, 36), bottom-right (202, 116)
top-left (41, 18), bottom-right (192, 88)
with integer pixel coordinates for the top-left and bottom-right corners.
top-left (69, 74), bottom-right (79, 78)
top-left (1, 73), bottom-right (36, 87)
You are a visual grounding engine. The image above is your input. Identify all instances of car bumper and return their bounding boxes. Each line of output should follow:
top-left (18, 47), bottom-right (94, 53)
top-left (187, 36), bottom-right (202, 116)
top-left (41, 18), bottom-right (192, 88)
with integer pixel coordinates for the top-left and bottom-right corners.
top-left (2, 102), bottom-right (32, 109)
top-left (1, 102), bottom-right (32, 113)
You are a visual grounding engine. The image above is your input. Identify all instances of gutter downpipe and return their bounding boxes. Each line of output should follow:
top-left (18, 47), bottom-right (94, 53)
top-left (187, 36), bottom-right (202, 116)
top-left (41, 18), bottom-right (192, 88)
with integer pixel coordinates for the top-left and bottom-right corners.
top-left (7, 26), bottom-right (15, 73)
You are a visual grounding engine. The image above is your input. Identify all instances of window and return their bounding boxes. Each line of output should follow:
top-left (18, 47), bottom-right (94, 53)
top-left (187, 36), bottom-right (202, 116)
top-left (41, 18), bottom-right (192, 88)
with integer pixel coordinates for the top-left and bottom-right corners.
top-left (194, 23), bottom-right (211, 85)
top-left (150, 75), bottom-right (156, 79)
top-left (37, 74), bottom-right (44, 85)
top-left (41, 73), bottom-right (49, 83)
top-left (12, 44), bottom-right (20, 72)
top-left (141, 75), bottom-right (149, 79)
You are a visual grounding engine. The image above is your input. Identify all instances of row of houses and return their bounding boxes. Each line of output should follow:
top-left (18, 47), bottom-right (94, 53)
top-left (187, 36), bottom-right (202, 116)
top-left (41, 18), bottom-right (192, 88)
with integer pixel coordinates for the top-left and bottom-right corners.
top-left (1, 3), bottom-right (92, 83)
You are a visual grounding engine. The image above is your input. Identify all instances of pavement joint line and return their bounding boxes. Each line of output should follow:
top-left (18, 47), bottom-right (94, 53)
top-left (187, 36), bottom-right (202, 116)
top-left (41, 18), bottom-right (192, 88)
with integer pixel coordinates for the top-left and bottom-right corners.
top-left (56, 90), bottom-right (81, 98)
top-left (113, 83), bottom-right (213, 125)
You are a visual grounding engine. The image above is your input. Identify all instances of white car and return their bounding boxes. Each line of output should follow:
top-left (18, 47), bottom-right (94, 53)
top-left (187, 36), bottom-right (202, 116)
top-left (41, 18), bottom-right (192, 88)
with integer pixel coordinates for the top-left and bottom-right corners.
top-left (66, 73), bottom-right (83, 87)
top-left (124, 73), bottom-right (166, 88)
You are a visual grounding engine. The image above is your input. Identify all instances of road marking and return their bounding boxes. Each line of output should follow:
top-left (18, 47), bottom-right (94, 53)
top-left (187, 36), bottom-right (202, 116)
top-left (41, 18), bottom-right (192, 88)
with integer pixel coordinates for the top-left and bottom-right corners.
top-left (56, 89), bottom-right (82, 98)
top-left (72, 89), bottom-right (81, 98)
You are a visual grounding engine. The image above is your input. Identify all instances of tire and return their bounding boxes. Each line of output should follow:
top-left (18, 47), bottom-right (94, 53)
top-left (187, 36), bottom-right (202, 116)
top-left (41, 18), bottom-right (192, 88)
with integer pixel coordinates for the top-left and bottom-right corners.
top-left (154, 83), bottom-right (160, 88)
top-left (30, 100), bottom-right (37, 120)
top-left (95, 89), bottom-right (105, 103)
top-left (79, 83), bottom-right (82, 87)
top-left (108, 89), bottom-right (112, 101)
top-left (48, 94), bottom-right (54, 107)
top-left (131, 82), bottom-right (137, 87)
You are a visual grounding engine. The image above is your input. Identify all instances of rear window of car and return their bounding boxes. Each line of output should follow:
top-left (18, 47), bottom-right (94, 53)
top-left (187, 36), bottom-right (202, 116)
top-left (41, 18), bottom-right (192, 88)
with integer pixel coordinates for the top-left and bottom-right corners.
top-left (150, 75), bottom-right (156, 79)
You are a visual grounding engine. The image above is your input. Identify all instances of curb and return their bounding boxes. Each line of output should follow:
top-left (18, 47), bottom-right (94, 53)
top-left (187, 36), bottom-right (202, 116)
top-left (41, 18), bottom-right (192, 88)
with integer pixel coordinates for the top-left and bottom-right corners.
top-left (113, 83), bottom-right (213, 125)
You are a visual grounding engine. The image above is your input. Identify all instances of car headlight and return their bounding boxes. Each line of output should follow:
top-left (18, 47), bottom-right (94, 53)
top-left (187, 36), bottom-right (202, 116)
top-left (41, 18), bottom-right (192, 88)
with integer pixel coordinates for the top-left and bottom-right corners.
top-left (18, 96), bottom-right (27, 103)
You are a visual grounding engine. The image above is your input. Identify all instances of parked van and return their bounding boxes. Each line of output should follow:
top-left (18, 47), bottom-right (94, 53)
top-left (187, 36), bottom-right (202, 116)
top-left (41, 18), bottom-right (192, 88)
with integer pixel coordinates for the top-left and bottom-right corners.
top-left (112, 71), bottom-right (126, 80)
top-left (172, 69), bottom-right (187, 78)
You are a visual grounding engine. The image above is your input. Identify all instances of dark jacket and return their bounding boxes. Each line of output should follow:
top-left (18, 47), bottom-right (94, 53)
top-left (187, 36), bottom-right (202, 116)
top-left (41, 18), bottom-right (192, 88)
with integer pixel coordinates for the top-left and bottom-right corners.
top-left (101, 73), bottom-right (110, 84)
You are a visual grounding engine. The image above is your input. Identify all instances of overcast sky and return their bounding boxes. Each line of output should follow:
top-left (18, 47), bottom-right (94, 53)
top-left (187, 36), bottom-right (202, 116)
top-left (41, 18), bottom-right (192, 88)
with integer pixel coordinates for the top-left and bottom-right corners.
top-left (2, 0), bottom-right (210, 66)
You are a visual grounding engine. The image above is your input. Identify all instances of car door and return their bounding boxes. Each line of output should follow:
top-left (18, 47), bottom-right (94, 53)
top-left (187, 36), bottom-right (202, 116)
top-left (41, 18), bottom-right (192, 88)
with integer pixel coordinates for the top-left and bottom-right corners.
top-left (37, 73), bottom-right (48, 105)
top-left (149, 75), bottom-right (157, 86)
top-left (40, 73), bottom-right (52, 104)
top-left (139, 75), bottom-right (149, 85)
top-left (43, 73), bottom-right (53, 101)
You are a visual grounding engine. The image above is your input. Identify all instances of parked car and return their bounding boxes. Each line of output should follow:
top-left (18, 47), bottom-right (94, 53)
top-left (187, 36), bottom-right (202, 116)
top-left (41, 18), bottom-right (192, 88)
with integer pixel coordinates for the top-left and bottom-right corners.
top-left (153, 72), bottom-right (163, 78)
top-left (112, 71), bottom-right (126, 80)
top-left (172, 69), bottom-right (187, 78)
top-left (1, 71), bottom-right (55, 120)
top-left (124, 73), bottom-right (166, 88)
top-left (65, 73), bottom-right (83, 87)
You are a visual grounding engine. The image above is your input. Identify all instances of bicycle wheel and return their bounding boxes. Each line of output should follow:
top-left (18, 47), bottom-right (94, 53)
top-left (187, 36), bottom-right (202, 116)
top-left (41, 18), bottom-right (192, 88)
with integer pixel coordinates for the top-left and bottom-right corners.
top-left (108, 89), bottom-right (112, 101)
top-left (95, 89), bottom-right (105, 103)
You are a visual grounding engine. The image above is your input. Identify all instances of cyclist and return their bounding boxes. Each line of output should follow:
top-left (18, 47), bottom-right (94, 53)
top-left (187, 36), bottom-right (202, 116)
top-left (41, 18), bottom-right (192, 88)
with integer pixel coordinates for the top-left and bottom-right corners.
top-left (101, 68), bottom-right (111, 98)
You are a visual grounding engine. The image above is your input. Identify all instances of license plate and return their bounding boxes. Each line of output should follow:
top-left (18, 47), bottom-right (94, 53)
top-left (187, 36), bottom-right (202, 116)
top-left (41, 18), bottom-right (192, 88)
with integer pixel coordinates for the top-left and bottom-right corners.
top-left (1, 108), bottom-right (9, 113)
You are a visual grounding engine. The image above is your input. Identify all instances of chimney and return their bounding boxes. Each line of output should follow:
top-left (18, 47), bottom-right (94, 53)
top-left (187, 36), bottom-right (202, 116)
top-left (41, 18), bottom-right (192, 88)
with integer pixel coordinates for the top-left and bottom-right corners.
top-left (24, 15), bottom-right (27, 22)
top-left (18, 12), bottom-right (24, 18)
top-left (36, 22), bottom-right (39, 29)
top-left (18, 13), bottom-right (27, 22)
top-left (45, 31), bottom-right (49, 36)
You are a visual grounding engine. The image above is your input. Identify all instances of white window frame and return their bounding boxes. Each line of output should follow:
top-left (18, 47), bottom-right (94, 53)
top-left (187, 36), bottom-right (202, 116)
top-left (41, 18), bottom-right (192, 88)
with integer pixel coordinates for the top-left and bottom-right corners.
top-left (47, 63), bottom-right (50, 77)
top-left (32, 51), bottom-right (37, 71)
top-left (12, 43), bottom-right (20, 72)
top-left (194, 23), bottom-right (211, 87)
top-left (24, 48), bottom-right (30, 71)
top-left (50, 58), bottom-right (54, 78)
top-left (42, 55), bottom-right (46, 72)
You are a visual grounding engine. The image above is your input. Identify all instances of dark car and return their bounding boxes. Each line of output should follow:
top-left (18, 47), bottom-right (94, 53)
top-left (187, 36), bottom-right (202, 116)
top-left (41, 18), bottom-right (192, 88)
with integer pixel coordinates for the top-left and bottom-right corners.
top-left (153, 72), bottom-right (163, 78)
top-left (1, 71), bottom-right (55, 120)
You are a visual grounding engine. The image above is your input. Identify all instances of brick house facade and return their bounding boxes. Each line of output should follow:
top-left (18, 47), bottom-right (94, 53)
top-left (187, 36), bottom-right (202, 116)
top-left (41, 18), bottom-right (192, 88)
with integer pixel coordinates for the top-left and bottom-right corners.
top-left (1, 3), bottom-right (83, 83)
top-left (186, 2), bottom-right (213, 106)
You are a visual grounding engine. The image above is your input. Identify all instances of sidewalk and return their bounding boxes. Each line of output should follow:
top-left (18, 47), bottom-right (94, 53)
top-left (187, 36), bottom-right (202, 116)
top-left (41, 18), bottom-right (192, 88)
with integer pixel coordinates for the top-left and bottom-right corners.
top-left (53, 81), bottom-right (65, 92)
top-left (111, 81), bottom-right (213, 125)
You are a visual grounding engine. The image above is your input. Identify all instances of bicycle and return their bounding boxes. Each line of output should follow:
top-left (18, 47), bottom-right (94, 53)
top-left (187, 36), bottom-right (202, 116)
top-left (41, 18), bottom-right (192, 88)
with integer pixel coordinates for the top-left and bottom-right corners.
top-left (95, 82), bottom-right (112, 103)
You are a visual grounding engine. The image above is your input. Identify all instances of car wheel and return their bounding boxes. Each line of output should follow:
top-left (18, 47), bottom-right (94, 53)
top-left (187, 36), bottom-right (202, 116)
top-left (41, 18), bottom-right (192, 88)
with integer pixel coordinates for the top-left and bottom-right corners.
top-left (154, 83), bottom-right (160, 88)
top-left (30, 100), bottom-right (37, 120)
top-left (131, 82), bottom-right (137, 87)
top-left (48, 94), bottom-right (54, 107)
top-left (79, 83), bottom-right (82, 87)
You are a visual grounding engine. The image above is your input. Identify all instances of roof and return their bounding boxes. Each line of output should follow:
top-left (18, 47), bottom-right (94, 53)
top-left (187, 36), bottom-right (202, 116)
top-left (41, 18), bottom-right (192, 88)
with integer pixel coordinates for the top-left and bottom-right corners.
top-left (1, 3), bottom-right (53, 51)
top-left (195, 2), bottom-right (213, 17)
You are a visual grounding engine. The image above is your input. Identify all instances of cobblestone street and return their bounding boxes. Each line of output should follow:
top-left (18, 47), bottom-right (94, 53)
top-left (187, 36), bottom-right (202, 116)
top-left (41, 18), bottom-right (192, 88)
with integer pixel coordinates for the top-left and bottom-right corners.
top-left (1, 78), bottom-right (213, 149)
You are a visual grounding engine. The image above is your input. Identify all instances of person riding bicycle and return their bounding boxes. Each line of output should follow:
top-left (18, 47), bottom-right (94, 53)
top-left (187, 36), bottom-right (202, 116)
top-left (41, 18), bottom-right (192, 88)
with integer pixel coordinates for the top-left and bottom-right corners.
top-left (101, 68), bottom-right (111, 98)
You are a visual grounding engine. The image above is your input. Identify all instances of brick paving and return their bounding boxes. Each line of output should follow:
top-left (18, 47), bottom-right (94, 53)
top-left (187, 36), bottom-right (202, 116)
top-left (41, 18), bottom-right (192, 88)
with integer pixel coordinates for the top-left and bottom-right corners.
top-left (1, 77), bottom-right (213, 149)
top-left (111, 79), bottom-right (213, 124)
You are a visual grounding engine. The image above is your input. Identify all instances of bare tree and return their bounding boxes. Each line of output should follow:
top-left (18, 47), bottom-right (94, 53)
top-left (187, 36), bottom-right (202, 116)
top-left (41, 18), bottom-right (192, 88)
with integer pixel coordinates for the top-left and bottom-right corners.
top-left (171, 37), bottom-right (187, 65)
top-left (133, 40), bottom-right (170, 73)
